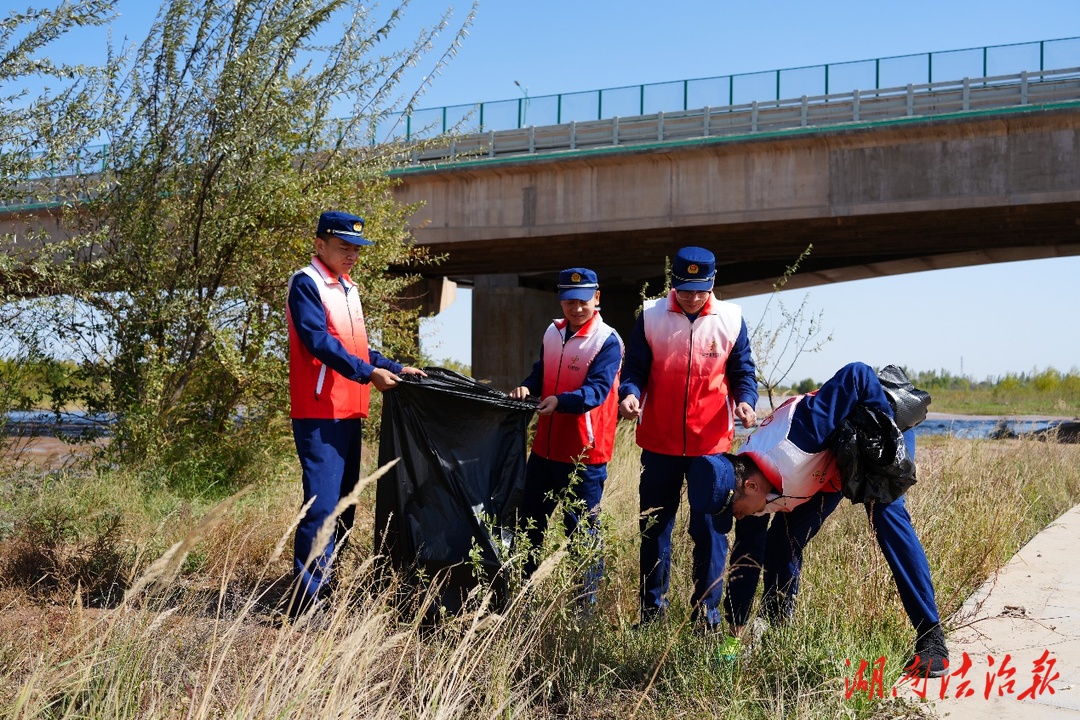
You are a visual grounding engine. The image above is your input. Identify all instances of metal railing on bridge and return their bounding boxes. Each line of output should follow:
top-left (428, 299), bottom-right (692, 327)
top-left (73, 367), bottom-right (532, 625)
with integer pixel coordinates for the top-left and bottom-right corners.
top-left (3, 36), bottom-right (1079, 207)
top-left (399, 66), bottom-right (1080, 166)
top-left (380, 36), bottom-right (1080, 142)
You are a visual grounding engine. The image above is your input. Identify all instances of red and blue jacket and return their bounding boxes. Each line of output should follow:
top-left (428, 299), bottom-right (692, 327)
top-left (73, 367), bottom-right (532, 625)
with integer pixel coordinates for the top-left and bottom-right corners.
top-left (519, 312), bottom-right (624, 464)
top-left (737, 393), bottom-right (842, 512)
top-left (620, 290), bottom-right (758, 456)
top-left (287, 256), bottom-right (402, 420)
top-left (736, 362), bottom-right (909, 511)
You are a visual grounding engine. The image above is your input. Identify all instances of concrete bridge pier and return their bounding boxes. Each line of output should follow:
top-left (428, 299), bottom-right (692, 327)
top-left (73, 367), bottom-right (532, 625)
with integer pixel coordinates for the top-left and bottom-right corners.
top-left (471, 275), bottom-right (552, 392)
top-left (470, 274), bottom-right (644, 392)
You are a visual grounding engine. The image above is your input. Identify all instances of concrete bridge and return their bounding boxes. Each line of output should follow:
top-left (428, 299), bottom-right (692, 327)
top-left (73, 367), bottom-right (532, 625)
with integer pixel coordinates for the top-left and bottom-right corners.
top-left (4, 62), bottom-right (1080, 391)
top-left (392, 68), bottom-right (1080, 389)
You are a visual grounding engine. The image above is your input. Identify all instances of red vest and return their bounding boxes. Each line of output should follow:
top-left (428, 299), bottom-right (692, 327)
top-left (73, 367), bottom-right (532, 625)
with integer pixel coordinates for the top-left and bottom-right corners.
top-left (287, 257), bottom-right (371, 419)
top-left (532, 313), bottom-right (622, 464)
top-left (636, 290), bottom-right (743, 456)
top-left (737, 394), bottom-right (841, 512)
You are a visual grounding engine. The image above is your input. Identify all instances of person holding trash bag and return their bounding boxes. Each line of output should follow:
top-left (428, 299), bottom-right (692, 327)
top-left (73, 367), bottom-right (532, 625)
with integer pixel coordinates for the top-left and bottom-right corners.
top-left (721, 361), bottom-right (949, 678)
top-left (617, 246), bottom-right (758, 631)
top-left (510, 268), bottom-right (624, 604)
top-left (286, 210), bottom-right (425, 618)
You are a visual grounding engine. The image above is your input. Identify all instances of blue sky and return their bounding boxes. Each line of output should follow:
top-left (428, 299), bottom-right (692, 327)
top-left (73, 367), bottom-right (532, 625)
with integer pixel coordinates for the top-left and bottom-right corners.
top-left (37, 0), bottom-right (1080, 382)
top-left (409, 0), bottom-right (1080, 383)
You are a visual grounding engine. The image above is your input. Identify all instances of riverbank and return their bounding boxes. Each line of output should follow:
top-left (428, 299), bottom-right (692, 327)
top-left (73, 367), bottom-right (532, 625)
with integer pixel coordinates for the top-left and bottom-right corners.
top-left (926, 411), bottom-right (1079, 422)
top-left (2, 434), bottom-right (107, 468)
top-left (9, 411), bottom-right (1079, 472)
top-left (917, 412), bottom-right (1080, 441)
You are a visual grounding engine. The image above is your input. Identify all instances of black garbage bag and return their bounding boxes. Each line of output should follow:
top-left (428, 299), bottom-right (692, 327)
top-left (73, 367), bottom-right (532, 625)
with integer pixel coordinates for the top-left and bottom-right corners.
top-left (877, 364), bottom-right (931, 431)
top-left (833, 404), bottom-right (917, 505)
top-left (374, 367), bottom-right (535, 619)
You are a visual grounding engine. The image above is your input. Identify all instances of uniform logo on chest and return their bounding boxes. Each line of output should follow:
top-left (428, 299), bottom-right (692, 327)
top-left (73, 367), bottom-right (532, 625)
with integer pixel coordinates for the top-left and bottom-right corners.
top-left (567, 355), bottom-right (582, 371)
top-left (701, 339), bottom-right (721, 358)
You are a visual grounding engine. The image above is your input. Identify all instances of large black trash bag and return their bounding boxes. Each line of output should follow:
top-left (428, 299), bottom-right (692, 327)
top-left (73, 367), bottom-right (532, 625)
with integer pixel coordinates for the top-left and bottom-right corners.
top-left (833, 404), bottom-right (917, 504)
top-left (374, 367), bottom-right (535, 619)
top-left (833, 366), bottom-right (932, 504)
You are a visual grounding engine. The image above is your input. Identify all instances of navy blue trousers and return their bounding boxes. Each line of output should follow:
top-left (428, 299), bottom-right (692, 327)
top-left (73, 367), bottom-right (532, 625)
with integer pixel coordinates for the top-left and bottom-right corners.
top-left (292, 418), bottom-right (362, 608)
top-left (518, 455), bottom-right (606, 600)
top-left (639, 450), bottom-right (732, 626)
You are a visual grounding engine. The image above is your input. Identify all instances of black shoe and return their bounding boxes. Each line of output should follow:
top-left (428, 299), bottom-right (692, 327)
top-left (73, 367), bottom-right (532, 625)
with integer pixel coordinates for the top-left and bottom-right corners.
top-left (633, 606), bottom-right (667, 630)
top-left (907, 624), bottom-right (949, 678)
top-left (286, 586), bottom-right (327, 622)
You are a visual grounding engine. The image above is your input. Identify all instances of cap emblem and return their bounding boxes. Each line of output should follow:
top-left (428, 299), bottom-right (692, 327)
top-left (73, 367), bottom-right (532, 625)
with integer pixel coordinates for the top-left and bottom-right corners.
top-left (571, 272), bottom-right (582, 283)
top-left (687, 263), bottom-right (699, 275)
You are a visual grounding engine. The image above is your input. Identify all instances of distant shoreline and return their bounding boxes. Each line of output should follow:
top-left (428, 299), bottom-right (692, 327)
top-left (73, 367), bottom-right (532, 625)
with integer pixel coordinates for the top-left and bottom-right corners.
top-left (925, 411), bottom-right (1079, 422)
top-left (756, 399), bottom-right (1078, 423)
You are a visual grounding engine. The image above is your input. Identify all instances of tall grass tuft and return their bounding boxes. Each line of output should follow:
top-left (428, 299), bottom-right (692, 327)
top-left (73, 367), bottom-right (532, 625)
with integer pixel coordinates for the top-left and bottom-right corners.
top-left (1, 433), bottom-right (1078, 718)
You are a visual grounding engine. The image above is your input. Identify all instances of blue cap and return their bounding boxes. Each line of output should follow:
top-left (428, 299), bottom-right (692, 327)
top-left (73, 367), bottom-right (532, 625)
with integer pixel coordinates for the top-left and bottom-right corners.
top-left (686, 454), bottom-right (736, 516)
top-left (557, 267), bottom-right (600, 302)
top-left (671, 246), bottom-right (716, 290)
top-left (317, 211), bottom-right (373, 246)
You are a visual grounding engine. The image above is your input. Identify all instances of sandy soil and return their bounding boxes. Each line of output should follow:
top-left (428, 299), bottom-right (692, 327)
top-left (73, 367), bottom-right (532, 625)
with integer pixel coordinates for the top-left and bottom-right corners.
top-left (2, 435), bottom-right (108, 469)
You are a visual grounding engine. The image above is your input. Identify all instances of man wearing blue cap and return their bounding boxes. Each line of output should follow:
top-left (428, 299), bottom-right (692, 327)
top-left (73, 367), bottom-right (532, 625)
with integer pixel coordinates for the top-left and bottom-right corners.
top-left (618, 246), bottom-right (759, 632)
top-left (286, 210), bottom-right (426, 618)
top-left (510, 268), bottom-right (624, 602)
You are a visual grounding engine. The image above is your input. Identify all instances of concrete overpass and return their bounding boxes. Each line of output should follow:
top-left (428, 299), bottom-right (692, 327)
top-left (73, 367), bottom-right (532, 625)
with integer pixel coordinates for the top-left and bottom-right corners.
top-left (392, 70), bottom-right (1080, 389)
top-left (3, 66), bottom-right (1079, 391)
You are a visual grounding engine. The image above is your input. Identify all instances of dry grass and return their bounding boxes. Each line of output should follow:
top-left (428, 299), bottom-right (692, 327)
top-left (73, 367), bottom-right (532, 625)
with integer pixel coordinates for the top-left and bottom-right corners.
top-left (1, 430), bottom-right (1078, 719)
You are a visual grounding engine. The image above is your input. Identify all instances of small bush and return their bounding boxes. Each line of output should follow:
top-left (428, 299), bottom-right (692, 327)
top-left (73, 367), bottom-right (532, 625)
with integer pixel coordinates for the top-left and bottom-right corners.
top-left (0, 504), bottom-right (129, 607)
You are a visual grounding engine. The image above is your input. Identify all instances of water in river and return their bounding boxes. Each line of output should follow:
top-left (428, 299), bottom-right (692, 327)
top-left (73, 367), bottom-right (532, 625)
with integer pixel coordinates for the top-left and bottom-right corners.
top-left (730, 413), bottom-right (1070, 440)
top-left (4, 411), bottom-right (1074, 441)
top-left (914, 415), bottom-right (1071, 439)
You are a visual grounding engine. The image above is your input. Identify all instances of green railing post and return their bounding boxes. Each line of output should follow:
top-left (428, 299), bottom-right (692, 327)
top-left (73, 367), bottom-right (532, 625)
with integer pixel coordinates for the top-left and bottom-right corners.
top-left (442, 106), bottom-right (447, 133)
top-left (728, 75), bottom-right (733, 105)
top-left (598, 89), bottom-right (603, 120)
top-left (825, 64), bottom-right (830, 95)
top-left (517, 98), bottom-right (522, 128)
top-left (928, 52), bottom-right (933, 83)
top-left (983, 46), bottom-right (988, 77)
top-left (639, 85), bottom-right (645, 115)
top-left (1040, 41), bottom-right (1045, 71)
top-left (557, 94), bottom-right (562, 124)
top-left (478, 103), bottom-right (484, 132)
top-left (406, 113), bottom-right (411, 141)
top-left (775, 69), bottom-right (781, 100)
top-left (683, 79), bottom-right (688, 110)
top-left (875, 58), bottom-right (880, 90)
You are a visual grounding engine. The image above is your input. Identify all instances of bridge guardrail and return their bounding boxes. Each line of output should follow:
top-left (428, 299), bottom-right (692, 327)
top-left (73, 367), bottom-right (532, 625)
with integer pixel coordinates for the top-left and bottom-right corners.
top-left (399, 67), bottom-right (1080, 166)
top-left (4, 68), bottom-right (1079, 211)
top-left (377, 36), bottom-right (1080, 142)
